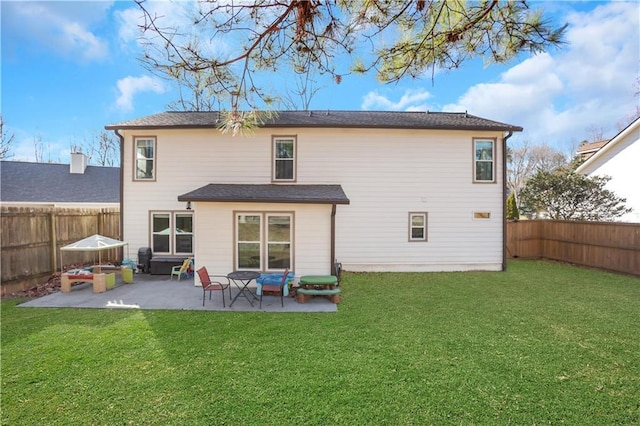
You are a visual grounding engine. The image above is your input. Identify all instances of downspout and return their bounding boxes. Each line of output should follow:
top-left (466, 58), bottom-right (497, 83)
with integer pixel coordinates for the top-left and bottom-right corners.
top-left (502, 131), bottom-right (514, 271)
top-left (113, 129), bottom-right (125, 248)
top-left (330, 204), bottom-right (337, 275)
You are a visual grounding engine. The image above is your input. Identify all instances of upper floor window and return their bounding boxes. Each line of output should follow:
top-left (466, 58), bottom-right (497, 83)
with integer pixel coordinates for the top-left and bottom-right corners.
top-left (273, 136), bottom-right (296, 181)
top-left (135, 137), bottom-right (156, 181)
top-left (409, 212), bottom-right (428, 242)
top-left (473, 139), bottom-right (495, 183)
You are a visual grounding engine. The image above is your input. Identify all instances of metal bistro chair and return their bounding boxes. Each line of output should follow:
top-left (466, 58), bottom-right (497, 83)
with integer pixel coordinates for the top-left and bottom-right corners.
top-left (259, 268), bottom-right (290, 309)
top-left (196, 267), bottom-right (231, 307)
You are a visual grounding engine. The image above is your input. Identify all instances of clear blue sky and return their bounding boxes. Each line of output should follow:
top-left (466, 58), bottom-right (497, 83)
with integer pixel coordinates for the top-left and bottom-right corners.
top-left (2, 0), bottom-right (638, 163)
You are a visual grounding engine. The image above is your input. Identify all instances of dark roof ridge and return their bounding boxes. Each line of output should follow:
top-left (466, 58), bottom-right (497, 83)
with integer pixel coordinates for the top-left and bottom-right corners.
top-left (106, 110), bottom-right (523, 132)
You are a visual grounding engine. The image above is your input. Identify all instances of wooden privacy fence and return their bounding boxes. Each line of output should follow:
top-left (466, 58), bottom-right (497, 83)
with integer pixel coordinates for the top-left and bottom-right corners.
top-left (507, 220), bottom-right (640, 276)
top-left (1, 206), bottom-right (121, 296)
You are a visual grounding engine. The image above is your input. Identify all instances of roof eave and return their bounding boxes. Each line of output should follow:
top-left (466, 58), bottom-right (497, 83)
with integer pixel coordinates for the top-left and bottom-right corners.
top-left (106, 123), bottom-right (523, 132)
top-left (177, 195), bottom-right (350, 205)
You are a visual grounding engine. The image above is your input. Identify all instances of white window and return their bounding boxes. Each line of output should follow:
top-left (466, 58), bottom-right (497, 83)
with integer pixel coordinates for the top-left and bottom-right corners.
top-left (236, 212), bottom-right (292, 270)
top-left (151, 212), bottom-right (193, 255)
top-left (409, 212), bottom-right (428, 242)
top-left (135, 137), bottom-right (156, 180)
top-left (473, 139), bottom-right (495, 183)
top-left (273, 136), bottom-right (296, 181)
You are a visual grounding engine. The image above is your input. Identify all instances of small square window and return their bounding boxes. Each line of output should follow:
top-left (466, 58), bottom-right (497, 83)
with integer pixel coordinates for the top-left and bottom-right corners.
top-left (409, 212), bottom-right (428, 242)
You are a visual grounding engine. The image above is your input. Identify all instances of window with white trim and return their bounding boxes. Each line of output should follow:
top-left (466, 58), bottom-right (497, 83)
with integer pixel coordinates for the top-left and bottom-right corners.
top-left (473, 139), bottom-right (495, 182)
top-left (236, 212), bottom-right (292, 270)
top-left (135, 137), bottom-right (156, 180)
top-left (273, 136), bottom-right (296, 181)
top-left (151, 212), bottom-right (193, 255)
top-left (409, 212), bottom-right (428, 242)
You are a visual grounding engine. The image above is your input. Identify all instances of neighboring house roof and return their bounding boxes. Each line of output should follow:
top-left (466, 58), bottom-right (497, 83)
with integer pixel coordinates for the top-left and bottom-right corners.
top-left (576, 117), bottom-right (640, 174)
top-left (178, 184), bottom-right (350, 205)
top-left (0, 161), bottom-right (120, 204)
top-left (106, 110), bottom-right (523, 132)
top-left (577, 139), bottom-right (608, 159)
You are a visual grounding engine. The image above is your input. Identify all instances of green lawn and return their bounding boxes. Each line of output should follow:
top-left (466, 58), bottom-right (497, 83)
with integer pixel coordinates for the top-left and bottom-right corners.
top-left (2, 260), bottom-right (639, 425)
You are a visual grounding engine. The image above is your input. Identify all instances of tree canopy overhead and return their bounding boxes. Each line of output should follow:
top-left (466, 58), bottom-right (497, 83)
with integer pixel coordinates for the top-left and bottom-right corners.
top-left (135, 0), bottom-right (566, 127)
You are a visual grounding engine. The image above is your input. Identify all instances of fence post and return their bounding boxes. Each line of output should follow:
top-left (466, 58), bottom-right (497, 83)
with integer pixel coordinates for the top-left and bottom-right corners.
top-left (50, 211), bottom-right (57, 275)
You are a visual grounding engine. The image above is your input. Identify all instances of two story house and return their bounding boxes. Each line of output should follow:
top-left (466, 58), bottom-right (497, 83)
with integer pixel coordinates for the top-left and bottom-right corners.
top-left (106, 110), bottom-right (522, 276)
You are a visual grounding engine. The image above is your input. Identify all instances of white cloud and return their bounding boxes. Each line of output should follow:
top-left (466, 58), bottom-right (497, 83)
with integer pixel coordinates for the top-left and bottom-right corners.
top-left (442, 1), bottom-right (639, 146)
top-left (115, 76), bottom-right (167, 112)
top-left (2, 1), bottom-right (112, 62)
top-left (361, 88), bottom-right (433, 111)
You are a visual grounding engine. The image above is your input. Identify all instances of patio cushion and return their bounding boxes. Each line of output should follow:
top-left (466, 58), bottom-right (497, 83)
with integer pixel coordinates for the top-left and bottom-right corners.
top-left (256, 272), bottom-right (295, 296)
top-left (299, 275), bottom-right (337, 285)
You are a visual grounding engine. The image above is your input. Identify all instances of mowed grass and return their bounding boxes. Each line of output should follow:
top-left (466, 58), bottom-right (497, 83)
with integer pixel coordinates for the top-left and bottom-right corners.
top-left (2, 260), bottom-right (639, 425)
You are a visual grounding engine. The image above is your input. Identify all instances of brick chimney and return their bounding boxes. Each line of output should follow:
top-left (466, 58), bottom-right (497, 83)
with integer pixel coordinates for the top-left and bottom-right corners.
top-left (70, 152), bottom-right (88, 174)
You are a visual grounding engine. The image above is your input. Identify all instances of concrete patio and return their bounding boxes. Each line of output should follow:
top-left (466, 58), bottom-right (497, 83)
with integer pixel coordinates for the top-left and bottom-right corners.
top-left (18, 273), bottom-right (338, 313)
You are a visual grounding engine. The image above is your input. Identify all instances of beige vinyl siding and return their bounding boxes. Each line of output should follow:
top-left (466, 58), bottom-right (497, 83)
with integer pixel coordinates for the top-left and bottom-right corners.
top-left (193, 202), bottom-right (331, 276)
top-left (293, 128), bottom-right (504, 271)
top-left (120, 126), bottom-right (505, 274)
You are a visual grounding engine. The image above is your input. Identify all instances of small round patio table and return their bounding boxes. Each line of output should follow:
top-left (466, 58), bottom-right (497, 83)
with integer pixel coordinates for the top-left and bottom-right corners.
top-left (227, 270), bottom-right (261, 307)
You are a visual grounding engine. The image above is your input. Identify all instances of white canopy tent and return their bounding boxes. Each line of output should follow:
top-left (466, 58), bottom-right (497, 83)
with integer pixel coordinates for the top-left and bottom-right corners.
top-left (60, 234), bottom-right (129, 272)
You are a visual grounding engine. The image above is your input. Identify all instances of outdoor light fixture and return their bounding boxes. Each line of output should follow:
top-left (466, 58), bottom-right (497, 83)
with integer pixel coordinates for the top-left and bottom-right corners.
top-left (186, 201), bottom-right (192, 210)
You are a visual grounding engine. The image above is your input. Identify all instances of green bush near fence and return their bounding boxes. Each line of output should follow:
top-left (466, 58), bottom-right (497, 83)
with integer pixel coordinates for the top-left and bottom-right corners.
top-left (2, 260), bottom-right (639, 424)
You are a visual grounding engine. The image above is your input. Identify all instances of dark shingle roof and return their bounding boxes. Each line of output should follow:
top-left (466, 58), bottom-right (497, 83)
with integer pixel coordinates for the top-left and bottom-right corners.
top-left (178, 184), bottom-right (350, 205)
top-left (106, 110), bottom-right (523, 132)
top-left (1, 161), bottom-right (120, 203)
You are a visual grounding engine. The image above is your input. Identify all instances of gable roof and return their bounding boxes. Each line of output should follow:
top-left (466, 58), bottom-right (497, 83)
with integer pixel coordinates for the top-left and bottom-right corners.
top-left (0, 161), bottom-right (120, 204)
top-left (576, 139), bottom-right (608, 159)
top-left (178, 184), bottom-right (350, 205)
top-left (106, 110), bottom-right (523, 132)
top-left (576, 117), bottom-right (640, 174)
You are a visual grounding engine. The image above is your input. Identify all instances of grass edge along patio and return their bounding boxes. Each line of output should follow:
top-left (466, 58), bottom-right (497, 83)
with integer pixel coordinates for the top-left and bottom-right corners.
top-left (2, 259), bottom-right (639, 424)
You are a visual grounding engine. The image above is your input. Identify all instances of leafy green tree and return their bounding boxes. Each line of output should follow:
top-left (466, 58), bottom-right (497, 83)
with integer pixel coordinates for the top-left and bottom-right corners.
top-left (506, 192), bottom-right (519, 220)
top-left (135, 0), bottom-right (566, 128)
top-left (520, 169), bottom-right (632, 221)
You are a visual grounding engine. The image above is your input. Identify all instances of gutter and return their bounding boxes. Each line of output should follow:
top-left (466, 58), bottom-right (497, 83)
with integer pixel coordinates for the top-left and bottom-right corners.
top-left (113, 129), bottom-right (125, 248)
top-left (331, 204), bottom-right (337, 274)
top-left (502, 131), bottom-right (514, 271)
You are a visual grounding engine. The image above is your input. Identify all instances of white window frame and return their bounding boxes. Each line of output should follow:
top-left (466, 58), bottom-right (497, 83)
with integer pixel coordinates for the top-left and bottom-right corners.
top-left (134, 136), bottom-right (156, 181)
top-left (473, 138), bottom-right (496, 183)
top-left (266, 213), bottom-right (293, 270)
top-left (150, 211), bottom-right (193, 255)
top-left (272, 136), bottom-right (296, 182)
top-left (235, 212), bottom-right (293, 271)
top-left (409, 212), bottom-right (428, 242)
top-left (235, 213), bottom-right (263, 271)
top-left (174, 213), bottom-right (194, 255)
